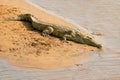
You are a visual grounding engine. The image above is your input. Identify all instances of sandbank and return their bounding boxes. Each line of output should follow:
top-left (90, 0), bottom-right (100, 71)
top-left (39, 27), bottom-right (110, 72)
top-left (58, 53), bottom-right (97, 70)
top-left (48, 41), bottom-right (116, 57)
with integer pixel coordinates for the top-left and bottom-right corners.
top-left (0, 0), bottom-right (98, 69)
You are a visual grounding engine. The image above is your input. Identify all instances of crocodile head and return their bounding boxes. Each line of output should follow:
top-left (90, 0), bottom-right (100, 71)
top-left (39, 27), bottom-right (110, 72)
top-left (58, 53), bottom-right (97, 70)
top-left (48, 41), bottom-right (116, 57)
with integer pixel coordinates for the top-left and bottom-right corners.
top-left (83, 36), bottom-right (102, 48)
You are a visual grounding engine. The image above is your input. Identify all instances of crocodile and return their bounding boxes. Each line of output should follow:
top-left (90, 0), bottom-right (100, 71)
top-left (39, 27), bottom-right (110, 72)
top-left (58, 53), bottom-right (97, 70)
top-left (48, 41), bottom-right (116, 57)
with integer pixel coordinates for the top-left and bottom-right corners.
top-left (7, 14), bottom-right (102, 48)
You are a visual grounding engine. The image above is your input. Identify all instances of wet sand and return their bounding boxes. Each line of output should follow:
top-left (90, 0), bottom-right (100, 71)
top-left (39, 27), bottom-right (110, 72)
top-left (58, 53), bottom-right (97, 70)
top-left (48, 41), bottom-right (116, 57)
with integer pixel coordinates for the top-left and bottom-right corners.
top-left (0, 0), bottom-right (120, 80)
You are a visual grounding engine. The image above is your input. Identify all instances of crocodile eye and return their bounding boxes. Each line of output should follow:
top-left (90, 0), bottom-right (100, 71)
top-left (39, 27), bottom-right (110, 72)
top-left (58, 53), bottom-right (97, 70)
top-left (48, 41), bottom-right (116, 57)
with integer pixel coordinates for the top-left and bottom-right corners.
top-left (87, 36), bottom-right (92, 39)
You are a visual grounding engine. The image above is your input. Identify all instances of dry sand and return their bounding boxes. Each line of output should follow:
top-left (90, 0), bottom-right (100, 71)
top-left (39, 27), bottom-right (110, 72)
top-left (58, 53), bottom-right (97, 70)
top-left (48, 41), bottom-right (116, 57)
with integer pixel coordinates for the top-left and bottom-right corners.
top-left (0, 0), bottom-right (99, 69)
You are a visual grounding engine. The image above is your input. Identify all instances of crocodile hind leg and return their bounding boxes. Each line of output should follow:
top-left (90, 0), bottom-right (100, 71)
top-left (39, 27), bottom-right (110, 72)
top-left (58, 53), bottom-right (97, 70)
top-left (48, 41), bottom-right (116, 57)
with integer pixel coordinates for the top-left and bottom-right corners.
top-left (41, 26), bottom-right (54, 37)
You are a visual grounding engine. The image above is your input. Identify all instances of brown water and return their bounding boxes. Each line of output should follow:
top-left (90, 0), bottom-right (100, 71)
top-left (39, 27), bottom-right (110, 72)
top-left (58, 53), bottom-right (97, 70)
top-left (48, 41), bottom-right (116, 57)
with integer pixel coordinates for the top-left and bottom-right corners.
top-left (0, 0), bottom-right (120, 80)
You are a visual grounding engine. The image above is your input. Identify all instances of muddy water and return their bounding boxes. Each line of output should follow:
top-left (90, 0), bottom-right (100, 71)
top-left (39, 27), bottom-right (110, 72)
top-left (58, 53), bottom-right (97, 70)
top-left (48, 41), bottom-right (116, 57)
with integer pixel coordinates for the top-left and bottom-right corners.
top-left (0, 51), bottom-right (119, 80)
top-left (0, 0), bottom-right (120, 80)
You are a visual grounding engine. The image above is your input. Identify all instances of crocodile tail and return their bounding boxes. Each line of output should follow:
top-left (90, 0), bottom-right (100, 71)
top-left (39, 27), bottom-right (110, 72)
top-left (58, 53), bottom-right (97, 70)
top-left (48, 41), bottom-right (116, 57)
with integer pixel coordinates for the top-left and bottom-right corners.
top-left (6, 14), bottom-right (33, 22)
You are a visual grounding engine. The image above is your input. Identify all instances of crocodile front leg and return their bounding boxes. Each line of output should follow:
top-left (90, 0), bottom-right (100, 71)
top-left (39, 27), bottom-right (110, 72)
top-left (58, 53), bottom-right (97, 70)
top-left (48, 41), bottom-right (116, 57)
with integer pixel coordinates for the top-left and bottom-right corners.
top-left (61, 30), bottom-right (75, 42)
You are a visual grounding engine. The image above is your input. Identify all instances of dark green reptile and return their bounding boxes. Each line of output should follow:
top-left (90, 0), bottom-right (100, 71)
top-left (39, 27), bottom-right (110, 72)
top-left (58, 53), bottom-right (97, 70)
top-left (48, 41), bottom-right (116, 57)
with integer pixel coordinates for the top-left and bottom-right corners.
top-left (7, 14), bottom-right (102, 48)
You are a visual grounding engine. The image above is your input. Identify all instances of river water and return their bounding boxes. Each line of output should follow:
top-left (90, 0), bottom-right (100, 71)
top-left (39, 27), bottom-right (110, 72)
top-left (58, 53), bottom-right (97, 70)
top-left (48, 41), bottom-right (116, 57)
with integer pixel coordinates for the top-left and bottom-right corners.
top-left (0, 0), bottom-right (120, 80)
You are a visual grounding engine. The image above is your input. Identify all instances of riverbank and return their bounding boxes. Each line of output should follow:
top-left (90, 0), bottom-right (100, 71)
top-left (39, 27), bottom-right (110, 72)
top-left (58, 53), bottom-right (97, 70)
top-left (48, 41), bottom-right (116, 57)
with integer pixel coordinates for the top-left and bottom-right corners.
top-left (0, 0), bottom-right (98, 69)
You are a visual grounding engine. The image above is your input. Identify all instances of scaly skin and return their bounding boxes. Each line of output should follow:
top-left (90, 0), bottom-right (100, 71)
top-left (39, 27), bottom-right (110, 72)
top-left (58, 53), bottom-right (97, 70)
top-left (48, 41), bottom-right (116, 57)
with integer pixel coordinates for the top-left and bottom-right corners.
top-left (7, 14), bottom-right (102, 48)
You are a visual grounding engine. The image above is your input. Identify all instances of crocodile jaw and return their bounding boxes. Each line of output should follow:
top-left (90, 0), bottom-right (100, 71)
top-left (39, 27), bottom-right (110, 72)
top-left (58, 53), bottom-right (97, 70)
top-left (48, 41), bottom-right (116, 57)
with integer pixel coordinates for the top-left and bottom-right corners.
top-left (83, 37), bottom-right (102, 48)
